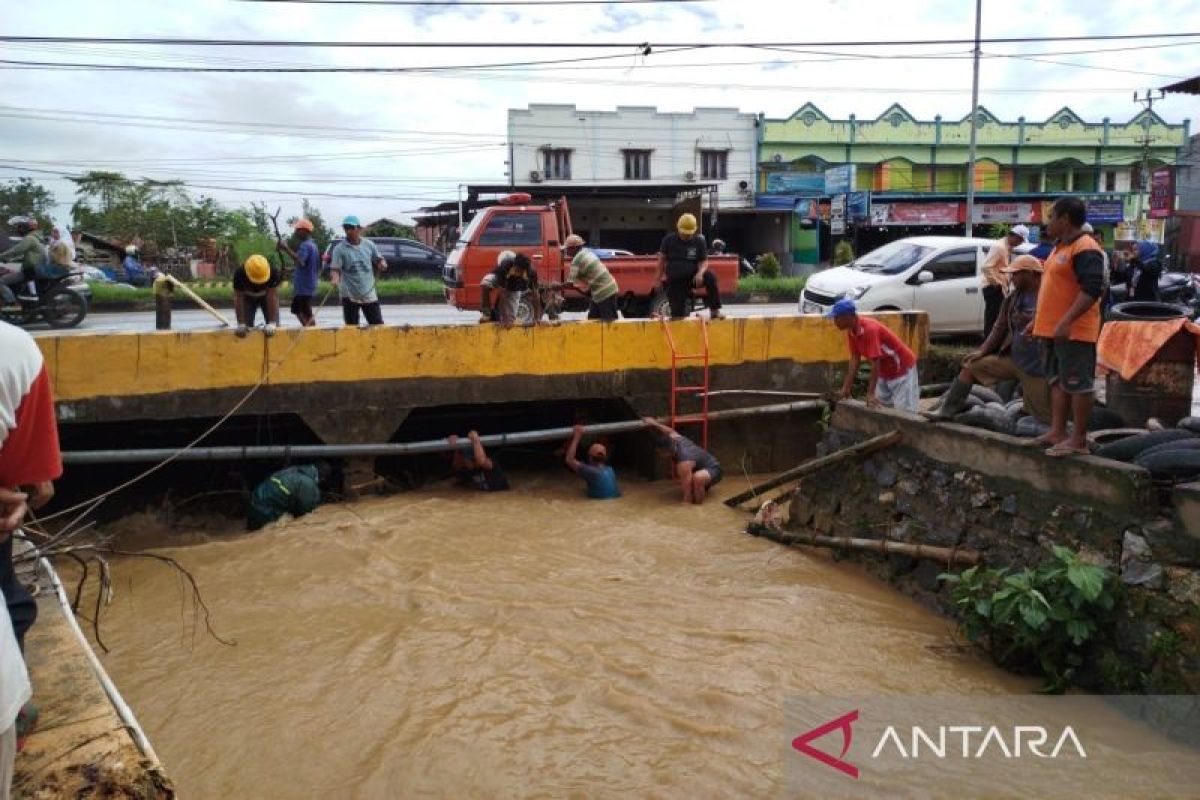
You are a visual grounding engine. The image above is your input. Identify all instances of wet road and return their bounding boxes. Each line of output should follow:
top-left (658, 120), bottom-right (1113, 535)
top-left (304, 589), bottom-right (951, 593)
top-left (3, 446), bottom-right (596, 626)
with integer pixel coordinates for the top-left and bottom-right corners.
top-left (31, 303), bottom-right (801, 336)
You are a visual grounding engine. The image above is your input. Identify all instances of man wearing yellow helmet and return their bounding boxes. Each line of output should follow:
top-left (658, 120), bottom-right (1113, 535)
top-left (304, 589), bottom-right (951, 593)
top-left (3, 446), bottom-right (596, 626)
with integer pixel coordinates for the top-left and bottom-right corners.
top-left (233, 254), bottom-right (282, 337)
top-left (655, 213), bottom-right (723, 320)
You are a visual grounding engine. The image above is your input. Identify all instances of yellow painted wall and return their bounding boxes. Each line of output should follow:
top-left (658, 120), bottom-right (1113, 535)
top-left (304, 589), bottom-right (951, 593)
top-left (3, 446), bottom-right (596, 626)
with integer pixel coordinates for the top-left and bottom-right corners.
top-left (37, 315), bottom-right (928, 403)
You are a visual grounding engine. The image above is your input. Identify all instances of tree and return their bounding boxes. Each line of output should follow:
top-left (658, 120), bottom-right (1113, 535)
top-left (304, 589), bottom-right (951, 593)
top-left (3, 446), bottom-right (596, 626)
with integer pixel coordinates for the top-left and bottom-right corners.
top-left (365, 218), bottom-right (417, 239)
top-left (287, 199), bottom-right (337, 252)
top-left (0, 178), bottom-right (56, 232)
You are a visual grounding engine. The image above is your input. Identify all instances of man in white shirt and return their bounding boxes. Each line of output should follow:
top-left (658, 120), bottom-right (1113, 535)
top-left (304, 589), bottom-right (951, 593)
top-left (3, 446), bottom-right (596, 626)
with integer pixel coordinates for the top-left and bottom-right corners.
top-left (1, 485), bottom-right (32, 799)
top-left (981, 224), bottom-right (1029, 339)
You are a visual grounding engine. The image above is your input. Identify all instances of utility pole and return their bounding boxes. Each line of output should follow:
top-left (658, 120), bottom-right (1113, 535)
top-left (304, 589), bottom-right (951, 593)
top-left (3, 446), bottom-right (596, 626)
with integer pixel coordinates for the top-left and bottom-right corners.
top-left (964, 0), bottom-right (982, 238)
top-left (1133, 89), bottom-right (1164, 233)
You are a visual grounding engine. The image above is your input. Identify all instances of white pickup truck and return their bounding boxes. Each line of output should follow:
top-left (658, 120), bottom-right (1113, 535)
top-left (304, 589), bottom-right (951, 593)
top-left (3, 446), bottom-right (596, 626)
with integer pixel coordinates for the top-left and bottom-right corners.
top-left (798, 236), bottom-right (998, 335)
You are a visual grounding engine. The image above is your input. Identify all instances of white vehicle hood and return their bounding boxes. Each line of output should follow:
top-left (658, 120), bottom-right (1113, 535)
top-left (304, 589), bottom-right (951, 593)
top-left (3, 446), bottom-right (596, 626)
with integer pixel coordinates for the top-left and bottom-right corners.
top-left (804, 266), bottom-right (891, 297)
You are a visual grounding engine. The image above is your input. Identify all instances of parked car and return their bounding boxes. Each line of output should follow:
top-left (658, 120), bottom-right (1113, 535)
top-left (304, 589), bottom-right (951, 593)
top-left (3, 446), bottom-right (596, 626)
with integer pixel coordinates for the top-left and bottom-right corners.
top-left (368, 237), bottom-right (446, 278)
top-left (798, 236), bottom-right (996, 335)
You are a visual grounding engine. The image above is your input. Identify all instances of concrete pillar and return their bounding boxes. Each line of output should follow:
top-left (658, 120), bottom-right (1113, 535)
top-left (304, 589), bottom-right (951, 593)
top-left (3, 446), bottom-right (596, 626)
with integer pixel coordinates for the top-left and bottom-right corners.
top-left (301, 408), bottom-right (412, 498)
top-left (1067, 168), bottom-right (1075, 192)
top-left (1039, 167), bottom-right (1047, 193)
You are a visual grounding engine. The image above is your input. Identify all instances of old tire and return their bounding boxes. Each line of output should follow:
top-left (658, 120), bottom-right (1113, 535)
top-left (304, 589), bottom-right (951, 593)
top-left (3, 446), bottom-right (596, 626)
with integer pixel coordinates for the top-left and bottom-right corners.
top-left (1134, 438), bottom-right (1200, 465)
top-left (954, 406), bottom-right (1016, 435)
top-left (1133, 449), bottom-right (1200, 481)
top-left (1093, 429), bottom-right (1195, 463)
top-left (970, 385), bottom-right (1004, 405)
top-left (1177, 417), bottom-right (1200, 435)
top-left (1088, 407), bottom-right (1127, 431)
top-left (1106, 301), bottom-right (1191, 322)
top-left (649, 292), bottom-right (671, 319)
top-left (1087, 428), bottom-right (1145, 448)
top-left (1015, 415), bottom-right (1051, 438)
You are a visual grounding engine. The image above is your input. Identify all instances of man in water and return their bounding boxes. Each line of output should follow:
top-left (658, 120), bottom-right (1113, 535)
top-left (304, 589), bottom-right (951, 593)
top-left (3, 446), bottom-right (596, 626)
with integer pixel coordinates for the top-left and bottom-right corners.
top-left (247, 462), bottom-right (329, 531)
top-left (448, 431), bottom-right (510, 492)
top-left (565, 424), bottom-right (620, 499)
top-left (643, 417), bottom-right (721, 505)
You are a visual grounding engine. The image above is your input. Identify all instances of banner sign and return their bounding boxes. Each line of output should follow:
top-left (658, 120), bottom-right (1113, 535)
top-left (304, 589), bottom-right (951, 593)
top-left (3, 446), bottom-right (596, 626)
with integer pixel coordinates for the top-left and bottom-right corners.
top-left (1085, 199), bottom-right (1125, 224)
top-left (765, 172), bottom-right (825, 195)
top-left (846, 192), bottom-right (870, 221)
top-left (870, 202), bottom-right (962, 226)
top-left (1150, 168), bottom-right (1175, 219)
top-left (824, 165), bottom-right (857, 195)
top-left (831, 195), bottom-right (846, 235)
top-left (971, 202), bottom-right (1035, 224)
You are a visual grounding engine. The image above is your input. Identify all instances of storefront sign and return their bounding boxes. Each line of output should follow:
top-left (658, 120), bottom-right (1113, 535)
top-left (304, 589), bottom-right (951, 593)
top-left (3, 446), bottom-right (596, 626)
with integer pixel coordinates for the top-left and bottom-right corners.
top-left (1150, 168), bottom-right (1175, 219)
top-left (830, 195), bottom-right (846, 235)
top-left (1116, 219), bottom-right (1166, 243)
top-left (971, 202), bottom-right (1035, 224)
top-left (870, 202), bottom-right (962, 226)
top-left (1085, 199), bottom-right (1124, 224)
top-left (846, 192), bottom-right (870, 221)
top-left (765, 172), bottom-right (825, 195)
top-left (824, 165), bottom-right (857, 195)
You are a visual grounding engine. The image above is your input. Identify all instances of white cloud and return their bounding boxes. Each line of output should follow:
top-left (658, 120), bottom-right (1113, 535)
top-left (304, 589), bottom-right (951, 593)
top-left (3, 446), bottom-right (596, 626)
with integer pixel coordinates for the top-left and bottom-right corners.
top-left (0, 0), bottom-right (1195, 225)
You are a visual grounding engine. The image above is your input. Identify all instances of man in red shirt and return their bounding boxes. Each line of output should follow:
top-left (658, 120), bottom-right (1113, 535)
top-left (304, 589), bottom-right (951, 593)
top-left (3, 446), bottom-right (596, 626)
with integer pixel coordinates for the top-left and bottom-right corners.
top-left (828, 300), bottom-right (920, 412)
top-left (0, 321), bottom-right (63, 650)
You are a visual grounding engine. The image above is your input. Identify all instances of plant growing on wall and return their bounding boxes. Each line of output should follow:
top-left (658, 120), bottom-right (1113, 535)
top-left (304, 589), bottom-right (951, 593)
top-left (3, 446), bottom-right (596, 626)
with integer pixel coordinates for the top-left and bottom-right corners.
top-left (756, 252), bottom-right (781, 279)
top-left (833, 240), bottom-right (855, 266)
top-left (940, 545), bottom-right (1117, 692)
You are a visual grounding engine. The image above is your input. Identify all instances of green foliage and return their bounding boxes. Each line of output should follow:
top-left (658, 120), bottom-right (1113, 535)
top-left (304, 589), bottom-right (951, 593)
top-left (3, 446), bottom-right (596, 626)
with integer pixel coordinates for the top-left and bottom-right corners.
top-left (365, 218), bottom-right (417, 239)
top-left (289, 200), bottom-right (337, 252)
top-left (231, 233), bottom-right (280, 274)
top-left (735, 275), bottom-right (805, 295)
top-left (755, 252), bottom-right (782, 279)
top-left (940, 545), bottom-right (1118, 692)
top-left (833, 240), bottom-right (855, 266)
top-left (0, 178), bottom-right (56, 231)
top-left (89, 277), bottom-right (443, 306)
top-left (986, 223), bottom-right (1011, 240)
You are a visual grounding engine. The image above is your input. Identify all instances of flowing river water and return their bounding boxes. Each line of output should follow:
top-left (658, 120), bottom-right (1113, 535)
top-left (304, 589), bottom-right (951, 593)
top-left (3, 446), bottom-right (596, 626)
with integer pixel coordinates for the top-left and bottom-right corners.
top-left (90, 474), bottom-right (1045, 798)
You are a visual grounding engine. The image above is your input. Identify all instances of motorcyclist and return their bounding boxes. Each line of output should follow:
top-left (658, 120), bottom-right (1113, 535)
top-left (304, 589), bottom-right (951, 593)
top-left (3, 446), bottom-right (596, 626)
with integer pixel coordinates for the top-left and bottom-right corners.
top-left (122, 245), bottom-right (148, 288)
top-left (1127, 240), bottom-right (1162, 302)
top-left (0, 216), bottom-right (46, 304)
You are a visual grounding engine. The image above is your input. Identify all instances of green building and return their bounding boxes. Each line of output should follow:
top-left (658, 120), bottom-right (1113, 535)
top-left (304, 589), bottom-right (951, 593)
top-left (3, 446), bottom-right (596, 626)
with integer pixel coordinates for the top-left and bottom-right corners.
top-left (757, 103), bottom-right (1190, 267)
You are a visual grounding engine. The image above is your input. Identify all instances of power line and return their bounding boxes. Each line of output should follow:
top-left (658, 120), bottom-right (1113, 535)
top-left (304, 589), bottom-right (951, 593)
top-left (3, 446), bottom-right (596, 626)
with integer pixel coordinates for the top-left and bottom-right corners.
top-left (1, 31), bottom-right (1198, 48)
top-left (238, 0), bottom-right (708, 4)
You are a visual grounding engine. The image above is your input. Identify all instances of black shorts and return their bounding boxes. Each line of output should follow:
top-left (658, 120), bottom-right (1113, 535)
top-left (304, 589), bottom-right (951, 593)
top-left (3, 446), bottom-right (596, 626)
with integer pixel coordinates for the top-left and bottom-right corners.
top-left (700, 462), bottom-right (723, 487)
top-left (1043, 339), bottom-right (1097, 394)
top-left (291, 294), bottom-right (313, 317)
top-left (587, 295), bottom-right (620, 321)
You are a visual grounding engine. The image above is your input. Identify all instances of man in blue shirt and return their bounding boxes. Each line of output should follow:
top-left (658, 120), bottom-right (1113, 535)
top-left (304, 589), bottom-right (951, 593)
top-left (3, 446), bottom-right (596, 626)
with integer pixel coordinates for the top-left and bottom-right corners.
top-left (122, 245), bottom-right (148, 288)
top-left (329, 215), bottom-right (385, 326)
top-left (277, 218), bottom-right (322, 327)
top-left (565, 424), bottom-right (620, 499)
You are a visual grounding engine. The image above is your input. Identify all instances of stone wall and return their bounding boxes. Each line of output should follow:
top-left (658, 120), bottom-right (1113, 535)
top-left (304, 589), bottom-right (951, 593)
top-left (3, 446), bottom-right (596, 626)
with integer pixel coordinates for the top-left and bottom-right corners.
top-left (783, 402), bottom-right (1200, 693)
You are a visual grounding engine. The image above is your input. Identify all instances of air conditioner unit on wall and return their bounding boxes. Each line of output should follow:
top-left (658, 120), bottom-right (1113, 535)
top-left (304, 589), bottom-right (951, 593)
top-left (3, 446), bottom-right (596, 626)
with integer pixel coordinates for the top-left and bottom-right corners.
top-left (529, 170), bottom-right (542, 183)
top-left (684, 170), bottom-right (696, 182)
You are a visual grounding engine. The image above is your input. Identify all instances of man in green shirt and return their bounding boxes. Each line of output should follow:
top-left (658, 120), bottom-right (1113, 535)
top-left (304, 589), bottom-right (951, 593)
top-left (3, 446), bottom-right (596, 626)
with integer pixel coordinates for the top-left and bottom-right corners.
top-left (246, 463), bottom-right (330, 531)
top-left (563, 234), bottom-right (620, 321)
top-left (1, 216), bottom-right (46, 303)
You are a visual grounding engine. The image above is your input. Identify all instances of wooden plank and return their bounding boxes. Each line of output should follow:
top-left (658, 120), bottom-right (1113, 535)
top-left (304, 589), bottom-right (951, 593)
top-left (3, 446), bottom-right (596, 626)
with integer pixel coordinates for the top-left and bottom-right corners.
top-left (724, 429), bottom-right (902, 508)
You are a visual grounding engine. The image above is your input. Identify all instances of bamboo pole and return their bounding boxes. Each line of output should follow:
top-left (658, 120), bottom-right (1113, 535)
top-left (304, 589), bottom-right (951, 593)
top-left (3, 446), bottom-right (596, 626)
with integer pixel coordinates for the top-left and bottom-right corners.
top-left (724, 430), bottom-right (902, 509)
top-left (749, 524), bottom-right (981, 566)
top-left (164, 273), bottom-right (231, 327)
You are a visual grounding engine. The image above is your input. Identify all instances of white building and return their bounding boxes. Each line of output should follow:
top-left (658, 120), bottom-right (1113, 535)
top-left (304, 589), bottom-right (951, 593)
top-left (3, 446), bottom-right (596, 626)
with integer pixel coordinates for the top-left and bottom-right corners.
top-left (508, 104), bottom-right (758, 207)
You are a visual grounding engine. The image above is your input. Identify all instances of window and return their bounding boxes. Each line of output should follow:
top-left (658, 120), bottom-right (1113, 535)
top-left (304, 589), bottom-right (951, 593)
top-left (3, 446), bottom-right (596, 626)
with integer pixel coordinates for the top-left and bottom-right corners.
top-left (623, 149), bottom-right (652, 180)
top-left (398, 242), bottom-right (433, 260)
top-left (542, 148), bottom-right (572, 180)
top-left (924, 249), bottom-right (978, 282)
top-left (477, 213), bottom-right (543, 246)
top-left (700, 150), bottom-right (729, 180)
top-left (372, 241), bottom-right (397, 259)
top-left (1104, 171), bottom-right (1117, 192)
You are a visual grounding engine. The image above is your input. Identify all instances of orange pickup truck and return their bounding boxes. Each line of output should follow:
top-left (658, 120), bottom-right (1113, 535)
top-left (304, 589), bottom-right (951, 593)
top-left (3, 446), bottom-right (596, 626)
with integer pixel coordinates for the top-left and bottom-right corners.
top-left (442, 194), bottom-right (739, 320)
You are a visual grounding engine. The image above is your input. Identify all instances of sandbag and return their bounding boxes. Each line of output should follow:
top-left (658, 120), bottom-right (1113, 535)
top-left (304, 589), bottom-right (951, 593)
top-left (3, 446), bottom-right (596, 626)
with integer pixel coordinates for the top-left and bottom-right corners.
top-left (1178, 417), bottom-right (1200, 435)
top-left (1094, 429), bottom-right (1195, 463)
top-left (1015, 416), bottom-right (1052, 439)
top-left (970, 385), bottom-right (1004, 405)
top-left (995, 380), bottom-right (1018, 404)
top-left (1134, 438), bottom-right (1200, 466)
top-left (1134, 449), bottom-right (1200, 481)
top-left (1087, 429), bottom-right (1144, 448)
top-left (955, 406), bottom-right (1016, 435)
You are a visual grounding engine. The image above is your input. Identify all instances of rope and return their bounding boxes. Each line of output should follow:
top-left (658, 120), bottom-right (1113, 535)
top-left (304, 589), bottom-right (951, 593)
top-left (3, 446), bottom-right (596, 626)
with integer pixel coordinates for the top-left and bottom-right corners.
top-left (37, 285), bottom-right (336, 524)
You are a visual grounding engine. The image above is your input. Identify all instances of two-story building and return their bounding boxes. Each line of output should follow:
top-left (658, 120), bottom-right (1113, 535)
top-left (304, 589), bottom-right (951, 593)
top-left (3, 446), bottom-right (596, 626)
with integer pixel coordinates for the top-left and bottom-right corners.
top-left (758, 103), bottom-right (1190, 269)
top-left (481, 104), bottom-right (761, 254)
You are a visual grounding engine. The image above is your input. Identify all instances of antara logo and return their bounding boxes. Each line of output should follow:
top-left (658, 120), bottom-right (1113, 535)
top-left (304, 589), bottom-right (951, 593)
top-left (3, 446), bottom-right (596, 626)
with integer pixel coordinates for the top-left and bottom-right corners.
top-left (792, 711), bottom-right (1087, 779)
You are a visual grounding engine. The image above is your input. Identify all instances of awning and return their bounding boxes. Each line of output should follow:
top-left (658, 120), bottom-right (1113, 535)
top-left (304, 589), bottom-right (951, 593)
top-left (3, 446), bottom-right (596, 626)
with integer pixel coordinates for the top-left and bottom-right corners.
top-left (467, 181), bottom-right (719, 201)
top-left (1162, 75), bottom-right (1200, 95)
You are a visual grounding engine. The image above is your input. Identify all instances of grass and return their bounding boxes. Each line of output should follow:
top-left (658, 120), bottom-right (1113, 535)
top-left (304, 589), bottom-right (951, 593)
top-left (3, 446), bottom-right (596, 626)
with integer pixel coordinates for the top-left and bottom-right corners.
top-left (89, 274), bottom-right (801, 306)
top-left (735, 275), bottom-right (805, 295)
top-left (88, 277), bottom-right (444, 305)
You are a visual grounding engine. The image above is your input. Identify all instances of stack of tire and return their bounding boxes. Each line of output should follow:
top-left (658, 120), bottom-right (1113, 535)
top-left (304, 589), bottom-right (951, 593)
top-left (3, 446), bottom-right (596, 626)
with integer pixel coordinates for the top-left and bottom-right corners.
top-left (950, 383), bottom-right (1125, 438)
top-left (1093, 418), bottom-right (1200, 481)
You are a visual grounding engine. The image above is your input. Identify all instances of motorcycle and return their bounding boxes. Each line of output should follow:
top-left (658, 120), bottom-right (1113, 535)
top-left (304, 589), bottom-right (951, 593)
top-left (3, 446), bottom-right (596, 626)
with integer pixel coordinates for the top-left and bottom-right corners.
top-left (0, 264), bottom-right (91, 328)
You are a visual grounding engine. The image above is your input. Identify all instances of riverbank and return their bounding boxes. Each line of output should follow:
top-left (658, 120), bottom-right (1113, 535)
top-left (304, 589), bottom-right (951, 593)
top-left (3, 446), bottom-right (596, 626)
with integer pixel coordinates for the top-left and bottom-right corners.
top-left (85, 276), bottom-right (805, 311)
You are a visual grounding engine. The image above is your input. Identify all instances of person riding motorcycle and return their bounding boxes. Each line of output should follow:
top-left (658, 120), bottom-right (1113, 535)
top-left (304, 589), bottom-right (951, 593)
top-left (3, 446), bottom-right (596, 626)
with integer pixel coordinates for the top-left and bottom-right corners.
top-left (1, 216), bottom-right (46, 304)
top-left (1127, 240), bottom-right (1162, 302)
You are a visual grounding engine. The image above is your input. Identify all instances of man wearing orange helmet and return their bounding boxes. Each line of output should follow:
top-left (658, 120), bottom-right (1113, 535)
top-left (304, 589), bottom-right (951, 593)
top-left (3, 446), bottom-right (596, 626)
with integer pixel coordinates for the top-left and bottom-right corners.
top-left (277, 218), bottom-right (320, 327)
top-left (233, 254), bottom-right (282, 337)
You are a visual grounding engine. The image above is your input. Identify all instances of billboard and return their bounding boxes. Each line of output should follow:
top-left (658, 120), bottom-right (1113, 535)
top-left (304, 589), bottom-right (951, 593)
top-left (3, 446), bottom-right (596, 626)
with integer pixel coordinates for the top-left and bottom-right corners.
top-left (1150, 168), bottom-right (1175, 219)
top-left (824, 165), bottom-right (857, 195)
top-left (830, 195), bottom-right (846, 235)
top-left (870, 202), bottom-right (962, 226)
top-left (971, 202), bottom-right (1035, 224)
top-left (1085, 199), bottom-right (1125, 224)
top-left (765, 172), bottom-right (825, 195)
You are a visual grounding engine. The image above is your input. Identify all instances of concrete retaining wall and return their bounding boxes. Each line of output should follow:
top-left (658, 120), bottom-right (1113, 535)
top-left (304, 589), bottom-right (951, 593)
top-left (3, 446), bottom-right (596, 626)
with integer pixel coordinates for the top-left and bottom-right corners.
top-left (785, 402), bottom-right (1200, 692)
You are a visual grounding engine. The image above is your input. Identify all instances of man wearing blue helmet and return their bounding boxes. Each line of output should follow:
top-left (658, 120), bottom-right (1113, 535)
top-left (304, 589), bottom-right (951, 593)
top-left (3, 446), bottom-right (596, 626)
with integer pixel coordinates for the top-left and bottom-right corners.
top-left (329, 215), bottom-right (386, 326)
top-left (827, 299), bottom-right (919, 412)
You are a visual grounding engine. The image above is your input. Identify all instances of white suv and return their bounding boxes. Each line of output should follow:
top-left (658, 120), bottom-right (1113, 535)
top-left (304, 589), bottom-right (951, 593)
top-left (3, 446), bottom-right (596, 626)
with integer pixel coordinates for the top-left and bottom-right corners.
top-left (798, 236), bottom-right (996, 334)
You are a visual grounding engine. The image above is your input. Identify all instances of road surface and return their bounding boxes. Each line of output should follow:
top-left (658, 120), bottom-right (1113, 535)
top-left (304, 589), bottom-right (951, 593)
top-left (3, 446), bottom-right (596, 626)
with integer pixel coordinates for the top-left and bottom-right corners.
top-left (31, 303), bottom-right (801, 336)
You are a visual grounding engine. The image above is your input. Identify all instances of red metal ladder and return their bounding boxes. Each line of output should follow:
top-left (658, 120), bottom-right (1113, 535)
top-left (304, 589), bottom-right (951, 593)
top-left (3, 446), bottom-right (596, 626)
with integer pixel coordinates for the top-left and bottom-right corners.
top-left (660, 317), bottom-right (711, 448)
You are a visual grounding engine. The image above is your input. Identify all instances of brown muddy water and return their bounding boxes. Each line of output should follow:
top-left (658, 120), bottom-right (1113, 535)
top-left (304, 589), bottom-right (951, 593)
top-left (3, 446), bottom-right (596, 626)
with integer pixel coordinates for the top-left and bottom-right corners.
top-left (86, 474), bottom-right (1038, 798)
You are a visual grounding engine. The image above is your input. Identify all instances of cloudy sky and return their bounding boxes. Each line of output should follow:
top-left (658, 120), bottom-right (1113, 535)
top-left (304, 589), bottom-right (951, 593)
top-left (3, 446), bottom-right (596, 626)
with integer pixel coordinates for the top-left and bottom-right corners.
top-left (2, 0), bottom-right (1197, 226)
